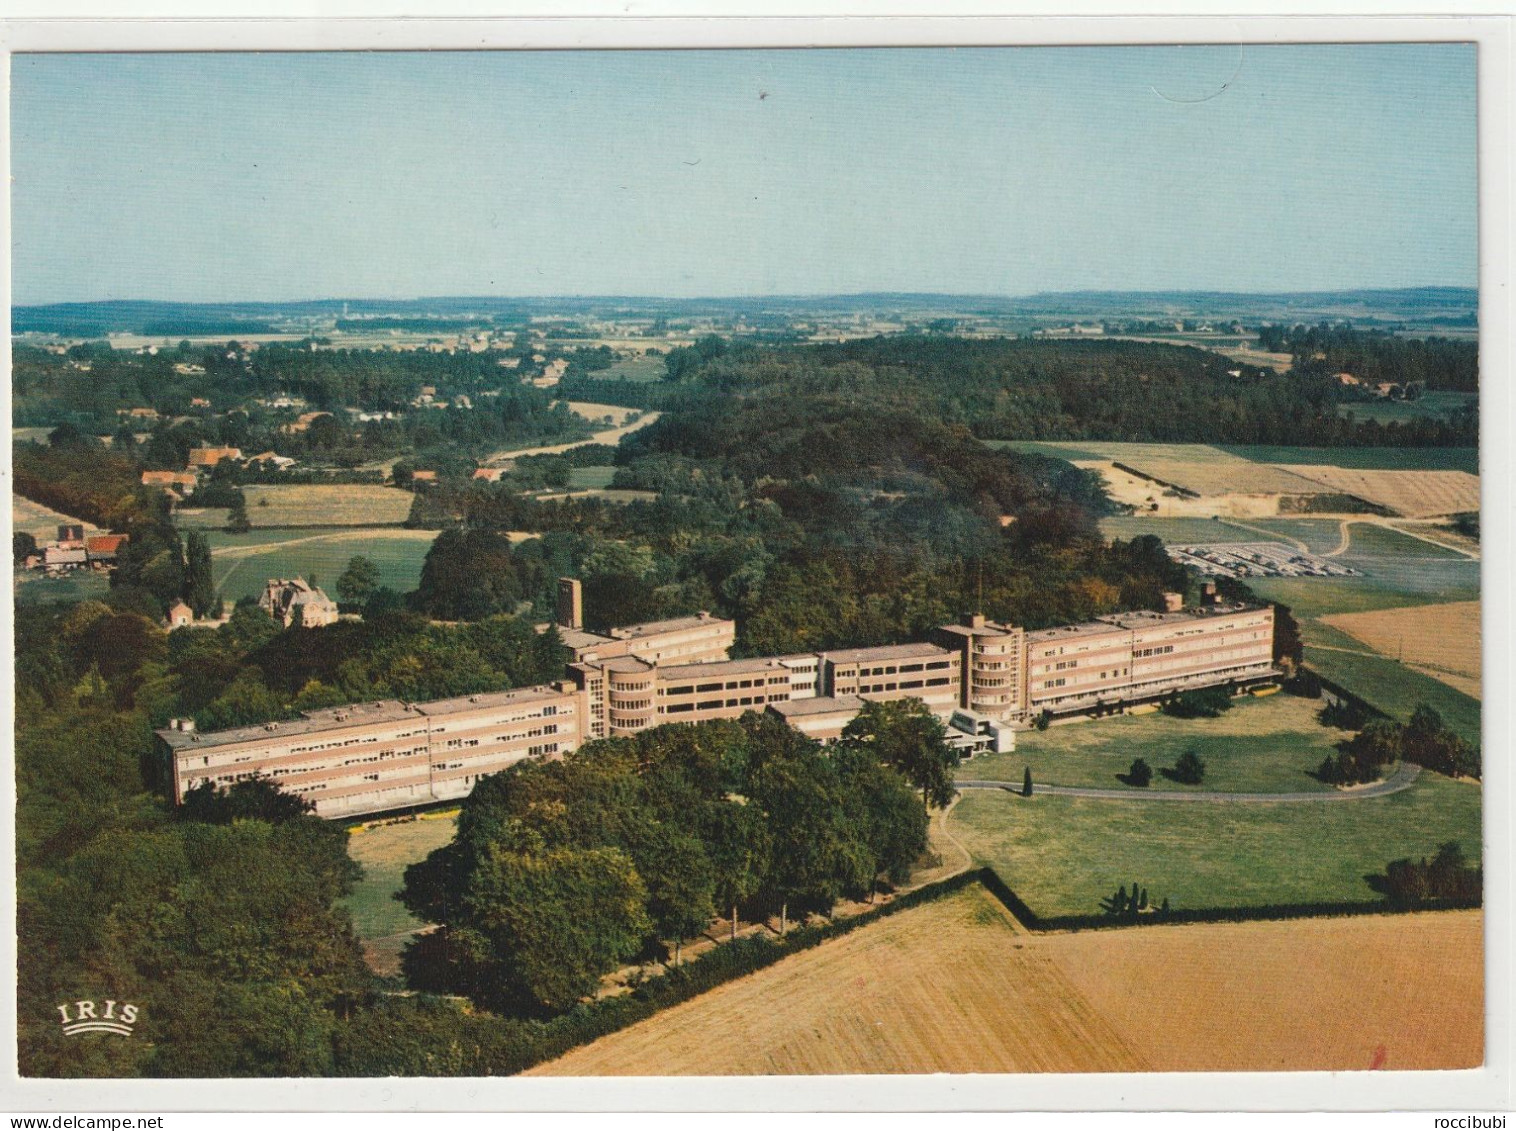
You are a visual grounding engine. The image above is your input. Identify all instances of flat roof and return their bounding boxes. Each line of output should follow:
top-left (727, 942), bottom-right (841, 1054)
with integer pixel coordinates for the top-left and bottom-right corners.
top-left (934, 620), bottom-right (1019, 639)
top-left (1025, 620), bottom-right (1131, 644)
top-left (819, 642), bottom-right (952, 665)
top-left (598, 656), bottom-right (656, 674)
top-left (767, 695), bottom-right (867, 719)
top-left (1027, 602), bottom-right (1266, 643)
top-left (608, 612), bottom-right (734, 640)
top-left (157, 699), bottom-right (421, 751)
top-left (560, 628), bottom-right (614, 651)
top-left (1099, 602), bottom-right (1262, 628)
top-left (658, 656), bottom-right (789, 680)
top-left (417, 684), bottom-right (572, 717)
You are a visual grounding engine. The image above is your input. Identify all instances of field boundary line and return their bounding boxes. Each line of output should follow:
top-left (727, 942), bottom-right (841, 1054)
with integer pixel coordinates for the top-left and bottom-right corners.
top-left (956, 761), bottom-right (1421, 803)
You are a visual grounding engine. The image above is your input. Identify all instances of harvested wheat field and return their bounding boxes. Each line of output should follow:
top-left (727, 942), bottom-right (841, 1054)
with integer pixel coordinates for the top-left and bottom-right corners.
top-left (530, 889), bottom-right (1482, 1076)
top-left (240, 484), bottom-right (415, 527)
top-left (1050, 909), bottom-right (1482, 1072)
top-left (11, 493), bottom-right (101, 541)
top-left (530, 886), bottom-right (1147, 1076)
top-left (1278, 467), bottom-right (1481, 518)
top-left (1124, 459), bottom-right (1326, 499)
top-left (1321, 600), bottom-right (1482, 699)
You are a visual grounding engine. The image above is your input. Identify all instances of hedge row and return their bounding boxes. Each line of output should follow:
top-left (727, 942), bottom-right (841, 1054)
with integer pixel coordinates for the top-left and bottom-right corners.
top-left (975, 866), bottom-right (1479, 933)
top-left (336, 865), bottom-right (1481, 1076)
top-left (336, 866), bottom-right (986, 1076)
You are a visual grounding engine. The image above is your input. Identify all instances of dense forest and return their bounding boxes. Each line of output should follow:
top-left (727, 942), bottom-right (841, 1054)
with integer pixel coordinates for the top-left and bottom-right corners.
top-left (560, 335), bottom-right (1477, 447)
top-left (1256, 323), bottom-right (1479, 392)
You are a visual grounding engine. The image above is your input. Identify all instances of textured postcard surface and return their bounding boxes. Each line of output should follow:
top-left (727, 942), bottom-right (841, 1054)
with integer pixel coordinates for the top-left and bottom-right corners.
top-left (5, 31), bottom-right (1490, 1099)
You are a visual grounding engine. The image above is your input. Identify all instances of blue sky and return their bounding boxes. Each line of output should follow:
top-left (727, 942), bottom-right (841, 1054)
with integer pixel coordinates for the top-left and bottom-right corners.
top-left (9, 44), bottom-right (1478, 304)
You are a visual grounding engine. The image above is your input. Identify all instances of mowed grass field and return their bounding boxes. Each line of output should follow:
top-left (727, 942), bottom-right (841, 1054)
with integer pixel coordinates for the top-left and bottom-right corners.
top-left (1321, 600), bottom-right (1481, 700)
top-left (567, 465), bottom-right (617, 489)
top-left (591, 356), bottom-right (665, 383)
top-left (1219, 445), bottom-right (1479, 474)
top-left (339, 814), bottom-right (458, 974)
top-left (239, 484), bottom-right (415, 527)
top-left (962, 694), bottom-right (1344, 794)
top-left (204, 527), bottom-right (438, 603)
top-left (1336, 391), bottom-right (1478, 427)
top-left (11, 492), bottom-right (101, 540)
top-left (532, 884), bottom-right (1481, 1074)
top-left (1301, 644), bottom-right (1482, 745)
top-left (951, 770), bottom-right (1481, 918)
top-left (13, 568), bottom-right (112, 606)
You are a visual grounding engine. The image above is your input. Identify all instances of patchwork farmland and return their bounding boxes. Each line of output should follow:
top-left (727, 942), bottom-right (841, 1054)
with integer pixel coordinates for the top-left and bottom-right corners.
top-left (1320, 600), bottom-right (1482, 700)
top-left (531, 884), bottom-right (1482, 1074)
top-left (1275, 466), bottom-right (1481, 518)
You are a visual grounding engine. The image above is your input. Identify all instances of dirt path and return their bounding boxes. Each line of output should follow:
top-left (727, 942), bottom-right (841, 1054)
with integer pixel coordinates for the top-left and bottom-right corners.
top-left (486, 408), bottom-right (661, 463)
top-left (956, 761), bottom-right (1421, 803)
top-left (1216, 517), bottom-right (1310, 551)
top-left (1327, 519), bottom-right (1354, 556)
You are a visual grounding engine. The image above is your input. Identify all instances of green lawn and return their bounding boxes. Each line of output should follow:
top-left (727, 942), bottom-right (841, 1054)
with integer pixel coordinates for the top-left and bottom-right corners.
top-left (1248, 559), bottom-right (1480, 620)
top-left (1302, 644), bottom-right (1481, 745)
top-left (338, 815), bottom-right (458, 943)
top-left (1219, 444), bottom-right (1479, 473)
top-left (12, 569), bottom-right (112, 606)
top-left (1099, 516), bottom-right (1253, 546)
top-left (951, 770), bottom-right (1482, 917)
top-left (594, 356), bottom-right (666, 383)
top-left (173, 507), bottom-right (231, 530)
top-left (1335, 393), bottom-right (1478, 428)
top-left (205, 528), bottom-right (438, 603)
top-left (987, 440), bottom-right (1241, 466)
top-left (1099, 515), bottom-right (1348, 554)
top-left (1338, 522), bottom-right (1468, 561)
top-left (568, 465), bottom-right (617, 489)
top-left (961, 693), bottom-right (1344, 794)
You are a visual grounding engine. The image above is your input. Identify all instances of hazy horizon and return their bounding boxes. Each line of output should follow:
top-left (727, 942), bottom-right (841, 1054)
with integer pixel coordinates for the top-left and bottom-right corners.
top-left (11, 45), bottom-right (1478, 306)
top-left (10, 283), bottom-right (1480, 311)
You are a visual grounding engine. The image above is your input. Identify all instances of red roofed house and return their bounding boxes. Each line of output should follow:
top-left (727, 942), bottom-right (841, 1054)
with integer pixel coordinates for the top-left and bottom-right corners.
top-left (85, 533), bottom-right (129, 569)
top-left (187, 447), bottom-right (243, 469)
top-left (142, 470), bottom-right (199, 495)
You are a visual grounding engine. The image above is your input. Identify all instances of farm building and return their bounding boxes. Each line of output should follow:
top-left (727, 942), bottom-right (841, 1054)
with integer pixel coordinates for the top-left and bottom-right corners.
top-left (187, 446), bottom-right (243, 469)
top-left (142, 470), bottom-right (199, 494)
top-left (84, 533), bottom-right (129, 569)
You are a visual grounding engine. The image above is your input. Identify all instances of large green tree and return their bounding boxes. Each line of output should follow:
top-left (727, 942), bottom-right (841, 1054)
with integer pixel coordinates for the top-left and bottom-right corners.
top-left (840, 698), bottom-right (961, 809)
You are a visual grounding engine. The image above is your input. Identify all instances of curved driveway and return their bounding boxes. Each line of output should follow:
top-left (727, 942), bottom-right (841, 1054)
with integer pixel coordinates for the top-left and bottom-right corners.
top-left (956, 761), bottom-right (1421, 803)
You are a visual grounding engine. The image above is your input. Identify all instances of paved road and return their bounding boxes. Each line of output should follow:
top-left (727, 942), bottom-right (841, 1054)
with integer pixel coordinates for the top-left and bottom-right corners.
top-left (957, 761), bottom-right (1421, 803)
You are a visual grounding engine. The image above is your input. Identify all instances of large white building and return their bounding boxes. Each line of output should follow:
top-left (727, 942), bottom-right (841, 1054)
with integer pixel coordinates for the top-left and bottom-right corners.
top-left (159, 588), bottom-right (1278, 820)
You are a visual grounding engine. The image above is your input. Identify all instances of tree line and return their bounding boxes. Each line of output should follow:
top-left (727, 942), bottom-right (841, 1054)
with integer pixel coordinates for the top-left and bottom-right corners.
top-left (398, 701), bottom-right (954, 1016)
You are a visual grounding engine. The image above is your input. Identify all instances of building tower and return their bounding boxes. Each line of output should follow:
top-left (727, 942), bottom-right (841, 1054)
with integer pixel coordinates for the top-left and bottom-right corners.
top-left (557, 576), bottom-right (584, 630)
